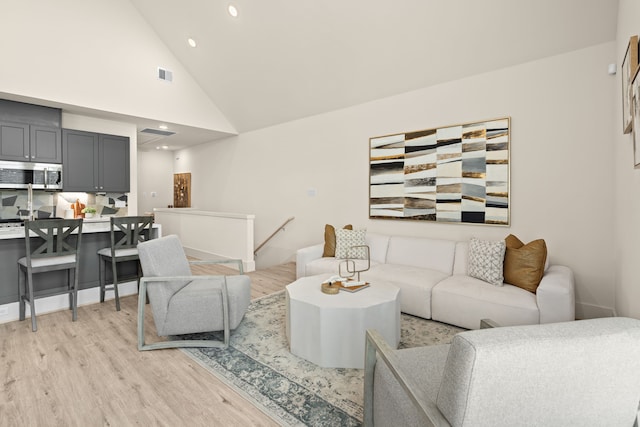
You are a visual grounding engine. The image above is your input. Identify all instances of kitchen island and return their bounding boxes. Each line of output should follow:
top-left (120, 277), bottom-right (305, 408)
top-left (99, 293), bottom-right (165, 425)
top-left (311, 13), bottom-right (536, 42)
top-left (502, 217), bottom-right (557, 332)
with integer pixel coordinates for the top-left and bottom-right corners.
top-left (0, 218), bottom-right (161, 322)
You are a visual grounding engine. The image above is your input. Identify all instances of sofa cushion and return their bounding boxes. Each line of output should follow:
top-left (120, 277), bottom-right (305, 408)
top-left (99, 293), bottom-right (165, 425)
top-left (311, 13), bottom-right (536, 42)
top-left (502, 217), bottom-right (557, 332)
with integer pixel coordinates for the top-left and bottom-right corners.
top-left (335, 228), bottom-right (367, 259)
top-left (385, 236), bottom-right (456, 275)
top-left (367, 263), bottom-right (450, 319)
top-left (503, 234), bottom-right (547, 293)
top-left (452, 241), bottom-right (469, 275)
top-left (323, 224), bottom-right (352, 257)
top-left (305, 257), bottom-right (379, 277)
top-left (431, 275), bottom-right (538, 329)
top-left (467, 237), bottom-right (506, 286)
top-left (365, 232), bottom-right (390, 264)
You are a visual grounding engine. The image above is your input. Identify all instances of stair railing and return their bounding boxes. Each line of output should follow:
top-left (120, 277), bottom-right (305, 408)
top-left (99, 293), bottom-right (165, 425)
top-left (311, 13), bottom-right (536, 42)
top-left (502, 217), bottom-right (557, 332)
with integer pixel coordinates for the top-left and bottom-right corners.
top-left (254, 216), bottom-right (295, 255)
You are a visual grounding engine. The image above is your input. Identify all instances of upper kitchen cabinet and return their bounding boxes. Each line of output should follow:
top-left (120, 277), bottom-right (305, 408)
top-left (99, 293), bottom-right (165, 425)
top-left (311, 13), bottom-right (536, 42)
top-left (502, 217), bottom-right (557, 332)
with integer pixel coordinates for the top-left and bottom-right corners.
top-left (99, 134), bottom-right (130, 192)
top-left (0, 100), bottom-right (62, 163)
top-left (62, 129), bottom-right (130, 193)
top-left (0, 122), bottom-right (61, 163)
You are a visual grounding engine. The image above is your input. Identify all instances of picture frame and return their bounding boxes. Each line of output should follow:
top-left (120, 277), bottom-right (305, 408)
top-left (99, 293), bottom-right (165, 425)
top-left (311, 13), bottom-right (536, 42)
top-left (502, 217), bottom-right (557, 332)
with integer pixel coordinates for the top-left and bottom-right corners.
top-left (369, 117), bottom-right (510, 226)
top-left (632, 67), bottom-right (640, 168)
top-left (622, 35), bottom-right (638, 134)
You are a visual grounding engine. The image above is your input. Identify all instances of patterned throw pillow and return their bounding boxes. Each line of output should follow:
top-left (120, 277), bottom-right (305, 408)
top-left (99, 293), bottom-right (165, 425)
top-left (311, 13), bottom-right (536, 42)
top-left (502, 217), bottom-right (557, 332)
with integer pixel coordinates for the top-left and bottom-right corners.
top-left (335, 228), bottom-right (367, 259)
top-left (322, 224), bottom-right (353, 257)
top-left (468, 237), bottom-right (506, 286)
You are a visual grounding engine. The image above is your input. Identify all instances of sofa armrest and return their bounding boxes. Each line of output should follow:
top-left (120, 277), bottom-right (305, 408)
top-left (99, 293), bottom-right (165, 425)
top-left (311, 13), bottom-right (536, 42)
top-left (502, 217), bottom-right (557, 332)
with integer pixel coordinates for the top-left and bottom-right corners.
top-left (536, 265), bottom-right (575, 324)
top-left (296, 243), bottom-right (324, 279)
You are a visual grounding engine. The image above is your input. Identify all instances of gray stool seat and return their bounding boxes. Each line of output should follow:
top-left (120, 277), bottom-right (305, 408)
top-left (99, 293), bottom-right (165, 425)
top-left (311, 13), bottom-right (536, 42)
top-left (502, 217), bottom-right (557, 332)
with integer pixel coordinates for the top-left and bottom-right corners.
top-left (18, 218), bottom-right (83, 332)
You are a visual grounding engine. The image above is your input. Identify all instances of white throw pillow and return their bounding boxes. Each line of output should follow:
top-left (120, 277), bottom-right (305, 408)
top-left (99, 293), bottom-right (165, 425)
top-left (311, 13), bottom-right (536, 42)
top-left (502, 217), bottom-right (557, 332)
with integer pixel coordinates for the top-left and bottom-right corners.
top-left (335, 228), bottom-right (367, 259)
top-left (468, 237), bottom-right (506, 286)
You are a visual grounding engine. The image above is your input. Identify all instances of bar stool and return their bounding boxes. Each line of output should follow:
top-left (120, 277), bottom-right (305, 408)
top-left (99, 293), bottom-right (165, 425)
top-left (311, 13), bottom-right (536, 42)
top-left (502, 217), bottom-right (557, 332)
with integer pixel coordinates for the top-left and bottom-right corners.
top-left (18, 218), bottom-right (83, 332)
top-left (98, 216), bottom-right (154, 311)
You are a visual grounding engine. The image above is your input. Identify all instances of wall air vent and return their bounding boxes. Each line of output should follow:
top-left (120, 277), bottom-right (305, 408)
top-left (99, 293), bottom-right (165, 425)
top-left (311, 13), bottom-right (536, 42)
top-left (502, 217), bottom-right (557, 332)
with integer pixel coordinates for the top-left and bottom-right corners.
top-left (157, 67), bottom-right (173, 82)
top-left (140, 128), bottom-right (176, 137)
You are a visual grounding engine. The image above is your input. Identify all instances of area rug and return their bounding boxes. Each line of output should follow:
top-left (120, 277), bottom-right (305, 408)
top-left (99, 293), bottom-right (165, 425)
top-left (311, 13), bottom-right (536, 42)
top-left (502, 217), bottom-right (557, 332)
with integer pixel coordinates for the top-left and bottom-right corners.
top-left (179, 291), bottom-right (463, 426)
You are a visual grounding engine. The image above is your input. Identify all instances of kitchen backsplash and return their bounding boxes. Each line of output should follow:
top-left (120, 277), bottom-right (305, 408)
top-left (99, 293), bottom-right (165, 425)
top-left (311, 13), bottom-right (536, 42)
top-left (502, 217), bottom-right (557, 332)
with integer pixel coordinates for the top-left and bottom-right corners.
top-left (0, 191), bottom-right (128, 219)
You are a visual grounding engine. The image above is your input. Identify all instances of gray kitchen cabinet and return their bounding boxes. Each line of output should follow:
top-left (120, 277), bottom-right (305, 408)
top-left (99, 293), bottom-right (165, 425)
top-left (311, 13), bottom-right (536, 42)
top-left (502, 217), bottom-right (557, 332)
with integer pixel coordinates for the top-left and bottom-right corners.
top-left (0, 121), bottom-right (28, 161)
top-left (0, 121), bottom-right (62, 163)
top-left (62, 129), bottom-right (130, 192)
top-left (30, 125), bottom-right (62, 163)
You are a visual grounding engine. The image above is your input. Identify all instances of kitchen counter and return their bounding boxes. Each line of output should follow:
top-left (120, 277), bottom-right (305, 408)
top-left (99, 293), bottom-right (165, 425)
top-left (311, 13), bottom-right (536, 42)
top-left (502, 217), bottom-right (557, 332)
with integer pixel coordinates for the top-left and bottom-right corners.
top-left (0, 217), bottom-right (159, 240)
top-left (0, 219), bottom-right (162, 308)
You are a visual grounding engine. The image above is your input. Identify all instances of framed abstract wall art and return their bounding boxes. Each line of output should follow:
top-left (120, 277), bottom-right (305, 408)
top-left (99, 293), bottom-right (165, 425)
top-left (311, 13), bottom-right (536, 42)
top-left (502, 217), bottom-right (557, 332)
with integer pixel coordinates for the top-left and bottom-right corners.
top-left (622, 35), bottom-right (638, 134)
top-left (369, 117), bottom-right (510, 225)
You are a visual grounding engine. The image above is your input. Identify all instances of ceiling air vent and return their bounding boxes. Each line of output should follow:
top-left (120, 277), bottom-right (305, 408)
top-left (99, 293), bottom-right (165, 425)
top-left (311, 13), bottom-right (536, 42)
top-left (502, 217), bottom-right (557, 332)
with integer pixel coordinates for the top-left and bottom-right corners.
top-left (157, 67), bottom-right (173, 82)
top-left (140, 128), bottom-right (176, 137)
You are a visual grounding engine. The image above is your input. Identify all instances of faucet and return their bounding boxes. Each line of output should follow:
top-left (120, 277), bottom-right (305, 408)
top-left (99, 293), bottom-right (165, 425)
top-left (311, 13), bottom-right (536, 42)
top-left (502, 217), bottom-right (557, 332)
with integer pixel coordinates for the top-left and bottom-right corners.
top-left (27, 183), bottom-right (33, 221)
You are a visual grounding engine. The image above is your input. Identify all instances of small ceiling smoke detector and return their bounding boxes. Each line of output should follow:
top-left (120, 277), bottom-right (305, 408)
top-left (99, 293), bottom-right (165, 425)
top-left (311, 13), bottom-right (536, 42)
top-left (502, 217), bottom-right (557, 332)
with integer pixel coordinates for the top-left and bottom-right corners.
top-left (187, 38), bottom-right (197, 48)
top-left (228, 4), bottom-right (238, 17)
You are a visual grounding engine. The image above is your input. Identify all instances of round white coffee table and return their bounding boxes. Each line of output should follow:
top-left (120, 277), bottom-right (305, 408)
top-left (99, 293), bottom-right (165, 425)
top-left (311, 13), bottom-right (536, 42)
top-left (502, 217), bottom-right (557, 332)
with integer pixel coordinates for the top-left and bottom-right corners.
top-left (285, 274), bottom-right (400, 369)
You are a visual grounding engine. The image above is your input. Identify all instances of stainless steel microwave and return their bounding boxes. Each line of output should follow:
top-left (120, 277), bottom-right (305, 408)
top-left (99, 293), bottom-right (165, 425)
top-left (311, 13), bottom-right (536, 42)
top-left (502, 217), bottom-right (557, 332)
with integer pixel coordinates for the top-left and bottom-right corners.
top-left (0, 161), bottom-right (63, 190)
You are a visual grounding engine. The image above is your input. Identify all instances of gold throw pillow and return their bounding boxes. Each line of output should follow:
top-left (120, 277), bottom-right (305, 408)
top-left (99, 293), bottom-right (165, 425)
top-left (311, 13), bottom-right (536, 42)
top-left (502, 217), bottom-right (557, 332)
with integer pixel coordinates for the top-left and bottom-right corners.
top-left (503, 234), bottom-right (547, 293)
top-left (323, 224), bottom-right (352, 257)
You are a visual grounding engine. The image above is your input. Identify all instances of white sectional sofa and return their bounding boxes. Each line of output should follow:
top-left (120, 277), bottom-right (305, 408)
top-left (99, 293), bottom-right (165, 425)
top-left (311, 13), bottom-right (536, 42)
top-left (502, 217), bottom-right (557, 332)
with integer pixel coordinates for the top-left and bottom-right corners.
top-left (296, 233), bottom-right (575, 329)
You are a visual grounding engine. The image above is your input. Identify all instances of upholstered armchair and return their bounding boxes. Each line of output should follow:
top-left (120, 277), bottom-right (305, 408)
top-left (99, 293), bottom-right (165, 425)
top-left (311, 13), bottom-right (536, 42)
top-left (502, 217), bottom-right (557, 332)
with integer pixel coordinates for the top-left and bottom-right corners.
top-left (364, 317), bottom-right (640, 426)
top-left (136, 235), bottom-right (251, 351)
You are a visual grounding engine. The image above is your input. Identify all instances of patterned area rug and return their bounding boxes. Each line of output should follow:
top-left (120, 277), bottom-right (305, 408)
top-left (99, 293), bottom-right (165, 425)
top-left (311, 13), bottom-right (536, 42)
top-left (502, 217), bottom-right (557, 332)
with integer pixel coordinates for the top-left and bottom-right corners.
top-left (179, 291), bottom-right (463, 426)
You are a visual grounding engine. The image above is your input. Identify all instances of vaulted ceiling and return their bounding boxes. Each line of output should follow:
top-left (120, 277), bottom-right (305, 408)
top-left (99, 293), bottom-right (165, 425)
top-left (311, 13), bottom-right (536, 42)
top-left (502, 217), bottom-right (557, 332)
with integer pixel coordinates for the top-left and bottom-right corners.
top-left (130, 0), bottom-right (618, 138)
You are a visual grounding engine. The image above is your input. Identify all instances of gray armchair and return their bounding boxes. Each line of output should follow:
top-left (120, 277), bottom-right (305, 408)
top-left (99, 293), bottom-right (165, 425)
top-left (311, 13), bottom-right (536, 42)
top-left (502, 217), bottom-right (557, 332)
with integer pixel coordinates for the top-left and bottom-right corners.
top-left (364, 317), bottom-right (640, 426)
top-left (137, 235), bottom-right (251, 351)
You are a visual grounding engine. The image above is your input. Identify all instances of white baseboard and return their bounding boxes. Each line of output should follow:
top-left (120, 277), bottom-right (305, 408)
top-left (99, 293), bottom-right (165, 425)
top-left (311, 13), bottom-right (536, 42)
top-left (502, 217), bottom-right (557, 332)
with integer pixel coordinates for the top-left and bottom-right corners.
top-left (0, 281), bottom-right (138, 325)
top-left (575, 301), bottom-right (617, 319)
top-left (183, 246), bottom-right (256, 273)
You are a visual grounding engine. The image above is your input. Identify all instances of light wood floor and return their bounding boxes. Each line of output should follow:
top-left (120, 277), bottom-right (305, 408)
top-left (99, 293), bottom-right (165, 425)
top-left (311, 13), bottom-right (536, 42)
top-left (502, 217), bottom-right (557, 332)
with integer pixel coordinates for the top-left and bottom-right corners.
top-left (0, 261), bottom-right (296, 426)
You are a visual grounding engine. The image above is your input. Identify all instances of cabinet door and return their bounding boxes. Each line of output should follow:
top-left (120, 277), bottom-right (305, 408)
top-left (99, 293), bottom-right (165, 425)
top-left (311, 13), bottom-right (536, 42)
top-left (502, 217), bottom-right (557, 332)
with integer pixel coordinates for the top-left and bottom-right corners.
top-left (30, 125), bottom-right (62, 163)
top-left (62, 129), bottom-right (99, 191)
top-left (99, 134), bottom-right (130, 192)
top-left (0, 121), bottom-right (29, 161)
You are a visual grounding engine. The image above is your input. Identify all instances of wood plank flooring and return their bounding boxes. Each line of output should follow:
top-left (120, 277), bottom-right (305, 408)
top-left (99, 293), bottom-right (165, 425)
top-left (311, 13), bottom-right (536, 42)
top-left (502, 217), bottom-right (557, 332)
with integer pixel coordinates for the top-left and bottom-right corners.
top-left (0, 261), bottom-right (296, 426)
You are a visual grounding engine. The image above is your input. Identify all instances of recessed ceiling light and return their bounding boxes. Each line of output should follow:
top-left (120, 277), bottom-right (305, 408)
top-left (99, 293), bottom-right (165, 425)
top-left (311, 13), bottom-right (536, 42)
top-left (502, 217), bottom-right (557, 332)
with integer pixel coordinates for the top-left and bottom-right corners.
top-left (161, 145), bottom-right (169, 150)
top-left (228, 4), bottom-right (238, 17)
top-left (159, 124), bottom-right (168, 130)
top-left (187, 38), bottom-right (197, 48)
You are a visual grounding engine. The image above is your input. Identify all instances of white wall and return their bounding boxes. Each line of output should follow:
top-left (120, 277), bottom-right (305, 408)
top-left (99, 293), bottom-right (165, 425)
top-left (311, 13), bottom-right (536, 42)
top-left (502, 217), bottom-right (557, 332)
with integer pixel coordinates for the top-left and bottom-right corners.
top-left (175, 42), bottom-right (617, 318)
top-left (137, 150), bottom-right (174, 214)
top-left (0, 0), bottom-right (234, 134)
top-left (614, 0), bottom-right (640, 319)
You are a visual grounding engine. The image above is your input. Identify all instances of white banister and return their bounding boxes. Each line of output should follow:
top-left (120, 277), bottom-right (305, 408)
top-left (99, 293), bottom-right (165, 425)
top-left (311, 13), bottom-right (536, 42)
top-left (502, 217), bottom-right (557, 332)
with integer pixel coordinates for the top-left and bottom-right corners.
top-left (153, 208), bottom-right (256, 272)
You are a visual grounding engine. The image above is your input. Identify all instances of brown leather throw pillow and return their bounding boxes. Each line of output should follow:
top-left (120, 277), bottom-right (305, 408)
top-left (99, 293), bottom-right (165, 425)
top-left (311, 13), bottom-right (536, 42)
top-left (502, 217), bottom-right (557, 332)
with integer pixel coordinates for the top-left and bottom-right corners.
top-left (323, 224), bottom-right (352, 257)
top-left (503, 234), bottom-right (547, 293)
